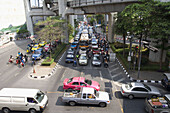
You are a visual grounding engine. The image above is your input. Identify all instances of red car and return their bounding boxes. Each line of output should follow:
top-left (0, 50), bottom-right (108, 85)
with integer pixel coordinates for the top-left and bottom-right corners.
top-left (63, 77), bottom-right (100, 91)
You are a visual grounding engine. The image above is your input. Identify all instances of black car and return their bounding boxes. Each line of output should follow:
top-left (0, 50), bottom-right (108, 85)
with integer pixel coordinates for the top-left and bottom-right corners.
top-left (65, 54), bottom-right (74, 63)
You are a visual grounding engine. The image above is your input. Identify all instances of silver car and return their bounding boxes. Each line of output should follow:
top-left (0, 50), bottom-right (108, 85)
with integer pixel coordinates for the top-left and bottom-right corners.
top-left (121, 82), bottom-right (161, 99)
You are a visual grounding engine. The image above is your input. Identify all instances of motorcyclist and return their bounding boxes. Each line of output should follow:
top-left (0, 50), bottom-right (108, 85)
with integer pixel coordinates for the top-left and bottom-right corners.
top-left (9, 55), bottom-right (14, 63)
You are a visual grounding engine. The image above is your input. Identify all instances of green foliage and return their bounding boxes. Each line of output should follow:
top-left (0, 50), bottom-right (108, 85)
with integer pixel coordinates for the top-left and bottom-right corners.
top-left (35, 16), bottom-right (66, 42)
top-left (68, 23), bottom-right (74, 36)
top-left (95, 14), bottom-right (104, 24)
top-left (41, 57), bottom-right (54, 66)
top-left (114, 42), bottom-right (128, 49)
top-left (52, 44), bottom-right (66, 60)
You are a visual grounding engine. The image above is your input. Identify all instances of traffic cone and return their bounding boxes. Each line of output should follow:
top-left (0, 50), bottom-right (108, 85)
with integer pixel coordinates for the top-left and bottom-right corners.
top-left (33, 68), bottom-right (36, 73)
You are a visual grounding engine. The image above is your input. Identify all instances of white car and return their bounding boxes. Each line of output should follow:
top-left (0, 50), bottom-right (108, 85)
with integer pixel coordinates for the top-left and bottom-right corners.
top-left (79, 47), bottom-right (87, 54)
top-left (79, 54), bottom-right (88, 65)
top-left (92, 44), bottom-right (98, 49)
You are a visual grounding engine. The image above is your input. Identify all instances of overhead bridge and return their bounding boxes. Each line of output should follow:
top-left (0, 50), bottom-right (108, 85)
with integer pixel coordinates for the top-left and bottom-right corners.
top-left (66, 0), bottom-right (139, 14)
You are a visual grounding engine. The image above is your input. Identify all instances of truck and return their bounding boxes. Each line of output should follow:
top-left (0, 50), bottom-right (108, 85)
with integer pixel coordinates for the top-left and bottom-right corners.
top-left (61, 87), bottom-right (110, 107)
top-left (145, 94), bottom-right (170, 113)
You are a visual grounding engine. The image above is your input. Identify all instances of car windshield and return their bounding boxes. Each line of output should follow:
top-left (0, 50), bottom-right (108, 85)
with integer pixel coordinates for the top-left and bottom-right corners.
top-left (125, 83), bottom-right (133, 90)
top-left (93, 56), bottom-right (100, 61)
top-left (93, 48), bottom-right (98, 51)
top-left (143, 84), bottom-right (151, 91)
top-left (45, 45), bottom-right (49, 48)
top-left (67, 54), bottom-right (74, 58)
top-left (35, 91), bottom-right (44, 103)
top-left (80, 56), bottom-right (86, 60)
top-left (40, 42), bottom-right (44, 44)
top-left (34, 46), bottom-right (38, 48)
top-left (67, 78), bottom-right (73, 83)
top-left (72, 43), bottom-right (77, 45)
top-left (81, 48), bottom-right (86, 51)
top-left (34, 51), bottom-right (41, 54)
top-left (85, 79), bottom-right (92, 85)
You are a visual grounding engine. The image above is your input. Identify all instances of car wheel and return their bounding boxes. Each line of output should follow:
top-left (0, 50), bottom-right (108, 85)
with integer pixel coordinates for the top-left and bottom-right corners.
top-left (99, 102), bottom-right (107, 107)
top-left (29, 108), bottom-right (37, 113)
top-left (2, 107), bottom-right (10, 113)
top-left (69, 101), bottom-right (76, 106)
top-left (128, 95), bottom-right (134, 99)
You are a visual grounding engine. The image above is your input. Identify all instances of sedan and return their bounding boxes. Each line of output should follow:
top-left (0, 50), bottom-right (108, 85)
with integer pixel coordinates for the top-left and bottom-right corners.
top-left (92, 54), bottom-right (101, 66)
top-left (63, 77), bottom-right (100, 91)
top-left (121, 82), bottom-right (161, 99)
top-left (71, 41), bottom-right (78, 49)
top-left (67, 48), bottom-right (74, 54)
top-left (79, 54), bottom-right (88, 65)
top-left (79, 47), bottom-right (87, 54)
top-left (65, 54), bottom-right (74, 63)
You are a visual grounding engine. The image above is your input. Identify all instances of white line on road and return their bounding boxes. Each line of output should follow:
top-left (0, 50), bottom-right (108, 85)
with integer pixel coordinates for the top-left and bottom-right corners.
top-left (111, 67), bottom-right (119, 72)
top-left (61, 69), bottom-right (67, 80)
top-left (112, 72), bottom-right (122, 79)
top-left (110, 64), bottom-right (117, 68)
top-left (99, 71), bottom-right (103, 81)
top-left (117, 78), bottom-right (125, 82)
top-left (14, 73), bottom-right (19, 77)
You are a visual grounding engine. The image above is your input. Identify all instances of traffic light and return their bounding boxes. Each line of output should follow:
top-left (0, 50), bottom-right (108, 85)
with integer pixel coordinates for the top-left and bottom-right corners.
top-left (135, 46), bottom-right (138, 51)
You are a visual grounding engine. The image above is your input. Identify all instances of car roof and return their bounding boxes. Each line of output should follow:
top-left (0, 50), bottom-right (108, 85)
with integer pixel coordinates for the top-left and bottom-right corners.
top-left (72, 77), bottom-right (85, 82)
top-left (164, 73), bottom-right (170, 80)
top-left (131, 82), bottom-right (144, 87)
top-left (0, 88), bottom-right (39, 97)
top-left (82, 87), bottom-right (94, 94)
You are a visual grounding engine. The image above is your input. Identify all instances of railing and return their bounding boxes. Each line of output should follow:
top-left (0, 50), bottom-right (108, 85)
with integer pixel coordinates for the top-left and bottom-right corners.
top-left (69, 0), bottom-right (138, 7)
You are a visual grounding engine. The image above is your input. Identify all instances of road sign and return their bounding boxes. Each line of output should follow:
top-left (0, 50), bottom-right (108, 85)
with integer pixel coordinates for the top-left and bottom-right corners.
top-left (110, 53), bottom-right (116, 62)
top-left (128, 56), bottom-right (131, 62)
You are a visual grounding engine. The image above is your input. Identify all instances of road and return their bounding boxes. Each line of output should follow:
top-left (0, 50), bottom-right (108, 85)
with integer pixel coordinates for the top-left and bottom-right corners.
top-left (0, 39), bottom-right (168, 113)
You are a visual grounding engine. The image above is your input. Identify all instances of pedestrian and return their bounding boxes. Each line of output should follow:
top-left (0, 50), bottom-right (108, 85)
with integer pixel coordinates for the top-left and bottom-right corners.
top-left (24, 54), bottom-right (28, 63)
top-left (73, 59), bottom-right (77, 67)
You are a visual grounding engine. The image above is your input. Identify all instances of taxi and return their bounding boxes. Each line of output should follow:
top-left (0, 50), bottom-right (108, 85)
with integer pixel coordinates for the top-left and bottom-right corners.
top-left (39, 41), bottom-right (47, 47)
top-left (31, 44), bottom-right (40, 51)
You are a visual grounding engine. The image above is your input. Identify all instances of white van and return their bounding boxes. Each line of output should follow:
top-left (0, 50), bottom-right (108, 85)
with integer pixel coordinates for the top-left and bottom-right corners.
top-left (0, 88), bottom-right (48, 113)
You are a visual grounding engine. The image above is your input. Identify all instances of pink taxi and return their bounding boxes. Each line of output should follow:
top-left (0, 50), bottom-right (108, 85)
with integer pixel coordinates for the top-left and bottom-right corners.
top-left (63, 77), bottom-right (100, 91)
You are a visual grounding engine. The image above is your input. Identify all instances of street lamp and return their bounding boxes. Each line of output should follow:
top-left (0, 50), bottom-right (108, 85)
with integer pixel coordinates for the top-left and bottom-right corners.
top-left (127, 32), bottom-right (133, 72)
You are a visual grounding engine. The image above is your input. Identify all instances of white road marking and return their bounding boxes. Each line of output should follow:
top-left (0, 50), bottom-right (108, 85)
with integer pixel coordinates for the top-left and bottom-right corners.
top-left (99, 71), bottom-right (103, 81)
top-left (110, 64), bottom-right (117, 68)
top-left (14, 73), bottom-right (19, 77)
top-left (117, 78), bottom-right (125, 82)
top-left (112, 72), bottom-right (122, 79)
top-left (111, 67), bottom-right (119, 72)
top-left (61, 69), bottom-right (67, 80)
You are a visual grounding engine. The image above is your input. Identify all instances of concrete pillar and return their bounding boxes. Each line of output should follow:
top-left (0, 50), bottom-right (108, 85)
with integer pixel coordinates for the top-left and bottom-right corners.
top-left (64, 15), bottom-right (69, 44)
top-left (43, 0), bottom-right (47, 20)
top-left (58, 0), bottom-right (66, 18)
top-left (24, 0), bottom-right (34, 35)
top-left (108, 13), bottom-right (114, 43)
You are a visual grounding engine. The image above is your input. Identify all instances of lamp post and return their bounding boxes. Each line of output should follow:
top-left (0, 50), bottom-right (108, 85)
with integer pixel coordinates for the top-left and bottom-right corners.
top-left (127, 32), bottom-right (132, 72)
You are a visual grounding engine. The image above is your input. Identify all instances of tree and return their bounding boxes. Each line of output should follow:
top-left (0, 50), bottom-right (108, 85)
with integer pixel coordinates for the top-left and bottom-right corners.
top-left (149, 1), bottom-right (170, 70)
top-left (34, 17), bottom-right (66, 58)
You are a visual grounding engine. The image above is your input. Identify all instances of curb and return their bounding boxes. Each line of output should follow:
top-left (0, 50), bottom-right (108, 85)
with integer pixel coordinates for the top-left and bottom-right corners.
top-left (29, 51), bottom-right (66, 79)
top-left (116, 57), bottom-right (162, 84)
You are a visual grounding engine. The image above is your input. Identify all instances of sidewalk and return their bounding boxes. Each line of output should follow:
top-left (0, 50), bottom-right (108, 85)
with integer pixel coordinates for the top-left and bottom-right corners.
top-left (129, 71), bottom-right (164, 81)
top-left (30, 62), bottom-right (57, 79)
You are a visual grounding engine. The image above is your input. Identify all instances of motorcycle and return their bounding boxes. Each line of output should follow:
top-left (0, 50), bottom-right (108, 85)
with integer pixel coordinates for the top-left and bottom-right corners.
top-left (20, 61), bottom-right (25, 67)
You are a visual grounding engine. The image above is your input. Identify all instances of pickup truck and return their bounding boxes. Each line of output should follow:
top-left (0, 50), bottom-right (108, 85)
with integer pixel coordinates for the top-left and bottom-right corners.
top-left (145, 94), bottom-right (170, 113)
top-left (62, 87), bottom-right (110, 107)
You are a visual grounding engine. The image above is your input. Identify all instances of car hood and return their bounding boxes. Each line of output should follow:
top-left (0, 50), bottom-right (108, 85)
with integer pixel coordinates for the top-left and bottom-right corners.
top-left (91, 81), bottom-right (100, 90)
top-left (71, 45), bottom-right (76, 47)
top-left (149, 85), bottom-right (161, 95)
top-left (97, 91), bottom-right (110, 101)
top-left (63, 78), bottom-right (69, 85)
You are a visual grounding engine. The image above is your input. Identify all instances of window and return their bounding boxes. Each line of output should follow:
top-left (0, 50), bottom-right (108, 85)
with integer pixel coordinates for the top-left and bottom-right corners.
top-left (80, 82), bottom-right (86, 86)
top-left (67, 78), bottom-right (73, 84)
top-left (132, 87), bottom-right (148, 92)
top-left (82, 94), bottom-right (86, 99)
top-left (27, 98), bottom-right (37, 103)
top-left (85, 79), bottom-right (92, 85)
top-left (72, 82), bottom-right (79, 85)
top-left (87, 94), bottom-right (95, 99)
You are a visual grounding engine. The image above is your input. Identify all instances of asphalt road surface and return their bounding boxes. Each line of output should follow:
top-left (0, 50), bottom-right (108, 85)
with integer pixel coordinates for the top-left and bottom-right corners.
top-left (0, 40), bottom-right (168, 113)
